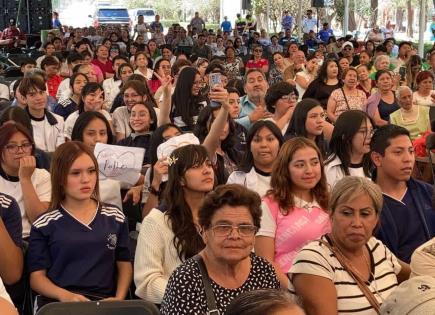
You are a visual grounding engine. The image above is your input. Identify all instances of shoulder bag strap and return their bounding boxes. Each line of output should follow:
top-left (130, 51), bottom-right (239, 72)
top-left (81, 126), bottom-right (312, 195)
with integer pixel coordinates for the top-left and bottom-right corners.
top-left (193, 255), bottom-right (220, 315)
top-left (341, 87), bottom-right (351, 110)
top-left (318, 239), bottom-right (381, 314)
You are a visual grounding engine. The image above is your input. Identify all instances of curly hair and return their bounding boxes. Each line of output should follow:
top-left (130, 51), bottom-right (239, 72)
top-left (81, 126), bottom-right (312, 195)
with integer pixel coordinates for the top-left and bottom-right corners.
top-left (267, 137), bottom-right (329, 214)
top-left (199, 184), bottom-right (262, 229)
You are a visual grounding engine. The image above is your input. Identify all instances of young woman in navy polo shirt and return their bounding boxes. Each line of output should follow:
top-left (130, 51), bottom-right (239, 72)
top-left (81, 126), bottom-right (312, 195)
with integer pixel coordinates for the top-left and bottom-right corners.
top-left (28, 141), bottom-right (132, 309)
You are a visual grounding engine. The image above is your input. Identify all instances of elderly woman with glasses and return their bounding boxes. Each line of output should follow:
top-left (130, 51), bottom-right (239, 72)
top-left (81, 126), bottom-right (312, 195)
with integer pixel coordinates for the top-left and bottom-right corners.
top-left (390, 86), bottom-right (430, 140)
top-left (160, 184), bottom-right (280, 315)
top-left (246, 44), bottom-right (269, 74)
top-left (289, 176), bottom-right (410, 315)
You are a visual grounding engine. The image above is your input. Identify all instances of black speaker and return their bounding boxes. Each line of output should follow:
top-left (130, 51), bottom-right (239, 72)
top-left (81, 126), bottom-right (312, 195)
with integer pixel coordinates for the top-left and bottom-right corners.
top-left (0, 0), bottom-right (51, 34)
top-left (311, 0), bottom-right (325, 7)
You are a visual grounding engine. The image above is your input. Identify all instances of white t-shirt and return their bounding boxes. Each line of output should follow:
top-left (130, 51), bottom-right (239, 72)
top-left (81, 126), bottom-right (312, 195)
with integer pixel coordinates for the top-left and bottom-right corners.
top-left (64, 110), bottom-right (112, 139)
top-left (112, 106), bottom-right (132, 138)
top-left (0, 168), bottom-right (52, 238)
top-left (413, 91), bottom-right (434, 107)
top-left (324, 156), bottom-right (368, 189)
top-left (134, 68), bottom-right (153, 80)
top-left (30, 113), bottom-right (65, 152)
top-left (102, 78), bottom-right (122, 111)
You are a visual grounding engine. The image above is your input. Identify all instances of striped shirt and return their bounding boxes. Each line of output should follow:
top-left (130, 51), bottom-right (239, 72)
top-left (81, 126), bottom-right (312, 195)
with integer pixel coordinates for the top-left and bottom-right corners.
top-left (288, 235), bottom-right (401, 314)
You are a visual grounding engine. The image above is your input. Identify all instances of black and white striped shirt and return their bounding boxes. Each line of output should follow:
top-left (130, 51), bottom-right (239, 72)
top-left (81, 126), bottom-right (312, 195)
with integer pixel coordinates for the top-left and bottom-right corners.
top-left (289, 235), bottom-right (401, 314)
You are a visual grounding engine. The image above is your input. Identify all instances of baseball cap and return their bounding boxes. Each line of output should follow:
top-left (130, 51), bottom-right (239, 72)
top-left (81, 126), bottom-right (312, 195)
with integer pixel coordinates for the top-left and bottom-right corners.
top-left (380, 276), bottom-right (435, 315)
top-left (342, 41), bottom-right (354, 49)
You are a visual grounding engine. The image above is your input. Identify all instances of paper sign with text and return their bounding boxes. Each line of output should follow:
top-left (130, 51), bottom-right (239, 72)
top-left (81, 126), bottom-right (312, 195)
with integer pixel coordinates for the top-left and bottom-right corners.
top-left (94, 143), bottom-right (144, 185)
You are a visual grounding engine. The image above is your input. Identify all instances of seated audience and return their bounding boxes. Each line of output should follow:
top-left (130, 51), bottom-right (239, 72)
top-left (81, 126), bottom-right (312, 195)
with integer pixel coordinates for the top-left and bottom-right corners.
top-left (289, 176), bottom-right (410, 314)
top-left (256, 137), bottom-right (330, 288)
top-left (134, 145), bottom-right (214, 304)
top-left (160, 184), bottom-right (280, 314)
top-left (371, 125), bottom-right (435, 263)
top-left (0, 122), bottom-right (51, 238)
top-left (324, 110), bottom-right (373, 187)
top-left (28, 142), bottom-right (132, 310)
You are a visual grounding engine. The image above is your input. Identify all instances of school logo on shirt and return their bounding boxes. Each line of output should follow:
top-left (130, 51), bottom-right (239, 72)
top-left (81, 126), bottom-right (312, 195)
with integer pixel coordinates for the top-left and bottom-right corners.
top-left (106, 233), bottom-right (117, 250)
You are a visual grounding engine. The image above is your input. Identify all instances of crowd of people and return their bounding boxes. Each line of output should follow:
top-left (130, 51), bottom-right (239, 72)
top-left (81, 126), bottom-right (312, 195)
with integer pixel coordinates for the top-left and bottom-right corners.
top-left (0, 7), bottom-right (435, 315)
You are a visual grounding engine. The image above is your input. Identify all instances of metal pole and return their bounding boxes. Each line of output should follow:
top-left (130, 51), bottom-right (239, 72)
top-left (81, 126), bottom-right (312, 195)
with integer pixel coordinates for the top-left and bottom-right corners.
top-left (418, 0), bottom-right (426, 58)
top-left (343, 0), bottom-right (349, 36)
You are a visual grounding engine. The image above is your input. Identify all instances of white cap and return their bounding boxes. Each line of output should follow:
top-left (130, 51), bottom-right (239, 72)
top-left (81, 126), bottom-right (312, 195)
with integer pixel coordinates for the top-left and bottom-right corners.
top-left (380, 276), bottom-right (435, 314)
top-left (342, 41), bottom-right (354, 50)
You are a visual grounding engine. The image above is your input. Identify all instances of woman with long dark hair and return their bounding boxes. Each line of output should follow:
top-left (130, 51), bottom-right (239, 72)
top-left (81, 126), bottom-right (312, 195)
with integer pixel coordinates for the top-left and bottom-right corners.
top-left (134, 144), bottom-right (214, 304)
top-left (194, 88), bottom-right (241, 184)
top-left (324, 110), bottom-right (374, 188)
top-left (285, 98), bottom-right (333, 158)
top-left (303, 59), bottom-right (342, 109)
top-left (160, 67), bottom-right (208, 132)
top-left (227, 121), bottom-right (283, 197)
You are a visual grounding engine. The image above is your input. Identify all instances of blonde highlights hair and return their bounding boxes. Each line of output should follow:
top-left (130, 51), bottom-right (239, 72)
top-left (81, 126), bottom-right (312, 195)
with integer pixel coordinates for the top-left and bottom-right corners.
top-left (329, 176), bottom-right (383, 215)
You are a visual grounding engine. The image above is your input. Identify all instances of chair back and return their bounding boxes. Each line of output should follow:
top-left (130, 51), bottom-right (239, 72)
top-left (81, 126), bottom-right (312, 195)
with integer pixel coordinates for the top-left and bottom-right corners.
top-left (36, 300), bottom-right (159, 315)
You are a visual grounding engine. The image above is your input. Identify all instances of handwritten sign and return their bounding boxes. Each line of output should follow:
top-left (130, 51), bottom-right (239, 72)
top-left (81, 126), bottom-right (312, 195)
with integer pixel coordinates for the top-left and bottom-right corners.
top-left (94, 143), bottom-right (144, 185)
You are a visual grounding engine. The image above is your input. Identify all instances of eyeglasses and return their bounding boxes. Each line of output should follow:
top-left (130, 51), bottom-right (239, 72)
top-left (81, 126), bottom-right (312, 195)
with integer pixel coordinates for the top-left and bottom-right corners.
top-left (5, 142), bottom-right (33, 154)
top-left (211, 224), bottom-right (258, 237)
top-left (254, 49), bottom-right (263, 53)
top-left (358, 128), bottom-right (375, 137)
top-left (281, 93), bottom-right (297, 101)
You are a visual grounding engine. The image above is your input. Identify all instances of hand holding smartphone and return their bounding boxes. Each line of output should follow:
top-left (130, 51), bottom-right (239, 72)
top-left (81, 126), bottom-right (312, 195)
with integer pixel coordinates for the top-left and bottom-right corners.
top-left (209, 73), bottom-right (222, 108)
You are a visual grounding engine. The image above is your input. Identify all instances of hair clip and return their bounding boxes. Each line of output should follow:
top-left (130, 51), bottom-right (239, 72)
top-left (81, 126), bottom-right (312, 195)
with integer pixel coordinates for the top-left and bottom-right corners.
top-left (167, 155), bottom-right (178, 166)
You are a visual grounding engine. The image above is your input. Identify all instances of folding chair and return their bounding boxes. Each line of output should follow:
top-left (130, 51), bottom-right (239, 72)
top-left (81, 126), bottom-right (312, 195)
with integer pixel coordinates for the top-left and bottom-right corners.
top-left (36, 300), bottom-right (159, 315)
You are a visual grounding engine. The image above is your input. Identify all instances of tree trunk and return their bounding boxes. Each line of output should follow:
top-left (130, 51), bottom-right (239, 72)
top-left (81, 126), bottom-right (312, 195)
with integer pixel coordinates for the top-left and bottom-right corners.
top-left (349, 11), bottom-right (357, 31)
top-left (370, 0), bottom-right (378, 26)
top-left (396, 8), bottom-right (404, 32)
top-left (407, 0), bottom-right (413, 37)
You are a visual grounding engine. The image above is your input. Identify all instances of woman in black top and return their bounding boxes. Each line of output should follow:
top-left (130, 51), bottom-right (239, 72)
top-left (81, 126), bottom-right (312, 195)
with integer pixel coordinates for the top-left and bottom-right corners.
top-left (303, 59), bottom-right (342, 109)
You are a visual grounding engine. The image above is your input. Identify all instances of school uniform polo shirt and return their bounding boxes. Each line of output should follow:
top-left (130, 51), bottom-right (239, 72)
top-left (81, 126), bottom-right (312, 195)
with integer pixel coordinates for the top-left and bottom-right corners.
top-left (0, 193), bottom-right (22, 248)
top-left (27, 204), bottom-right (130, 297)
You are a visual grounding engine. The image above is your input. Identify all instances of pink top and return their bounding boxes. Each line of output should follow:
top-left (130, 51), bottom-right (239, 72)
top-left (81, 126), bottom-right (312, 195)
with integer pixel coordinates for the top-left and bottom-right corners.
top-left (258, 195), bottom-right (331, 272)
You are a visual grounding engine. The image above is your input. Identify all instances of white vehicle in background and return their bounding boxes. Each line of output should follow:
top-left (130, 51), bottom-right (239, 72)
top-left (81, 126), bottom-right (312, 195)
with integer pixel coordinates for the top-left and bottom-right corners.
top-left (129, 8), bottom-right (156, 25)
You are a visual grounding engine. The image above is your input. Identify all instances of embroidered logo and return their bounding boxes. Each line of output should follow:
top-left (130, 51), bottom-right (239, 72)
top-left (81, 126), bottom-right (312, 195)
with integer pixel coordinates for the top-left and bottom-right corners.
top-left (106, 233), bottom-right (117, 250)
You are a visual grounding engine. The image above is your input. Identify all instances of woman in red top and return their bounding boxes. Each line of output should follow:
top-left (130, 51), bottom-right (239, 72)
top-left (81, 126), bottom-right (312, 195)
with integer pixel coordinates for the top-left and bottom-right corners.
top-left (41, 56), bottom-right (62, 99)
top-left (148, 58), bottom-right (171, 95)
top-left (246, 45), bottom-right (269, 74)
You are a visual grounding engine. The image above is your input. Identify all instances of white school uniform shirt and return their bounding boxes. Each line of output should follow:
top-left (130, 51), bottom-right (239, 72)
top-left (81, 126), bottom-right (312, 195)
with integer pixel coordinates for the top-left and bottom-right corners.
top-left (30, 111), bottom-right (65, 152)
top-left (56, 78), bottom-right (71, 102)
top-left (227, 167), bottom-right (271, 198)
top-left (102, 78), bottom-right (122, 111)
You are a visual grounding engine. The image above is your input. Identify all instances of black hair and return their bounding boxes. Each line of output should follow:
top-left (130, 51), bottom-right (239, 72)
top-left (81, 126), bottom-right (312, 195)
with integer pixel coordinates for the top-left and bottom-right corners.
top-left (326, 110), bottom-right (373, 177)
top-left (20, 57), bottom-right (37, 68)
top-left (226, 79), bottom-right (245, 96)
top-left (0, 106), bottom-right (33, 137)
top-left (370, 124), bottom-right (411, 156)
top-left (69, 72), bottom-right (88, 91)
top-left (71, 111), bottom-right (114, 144)
top-left (78, 82), bottom-right (104, 114)
top-left (285, 98), bottom-right (327, 157)
top-left (171, 67), bottom-right (204, 130)
top-left (152, 58), bottom-right (171, 80)
top-left (241, 121), bottom-right (283, 172)
top-left (163, 144), bottom-right (210, 260)
top-left (67, 52), bottom-right (85, 65)
top-left (398, 41), bottom-right (412, 50)
top-left (317, 59), bottom-right (340, 83)
top-left (265, 81), bottom-right (298, 113)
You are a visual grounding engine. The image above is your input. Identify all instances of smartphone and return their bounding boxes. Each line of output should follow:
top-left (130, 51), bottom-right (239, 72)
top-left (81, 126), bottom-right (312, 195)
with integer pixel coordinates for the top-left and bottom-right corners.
top-left (209, 73), bottom-right (222, 108)
top-left (399, 66), bottom-right (406, 82)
